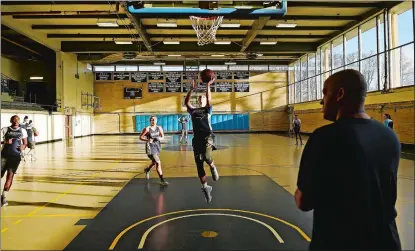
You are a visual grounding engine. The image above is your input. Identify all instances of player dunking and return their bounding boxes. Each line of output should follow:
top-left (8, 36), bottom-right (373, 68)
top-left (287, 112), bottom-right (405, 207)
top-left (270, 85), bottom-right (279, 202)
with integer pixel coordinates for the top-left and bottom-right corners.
top-left (140, 116), bottom-right (168, 186)
top-left (185, 69), bottom-right (219, 203)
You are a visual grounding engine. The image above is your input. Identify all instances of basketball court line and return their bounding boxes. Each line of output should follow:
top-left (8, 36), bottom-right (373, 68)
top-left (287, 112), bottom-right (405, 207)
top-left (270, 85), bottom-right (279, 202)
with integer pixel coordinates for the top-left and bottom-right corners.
top-left (137, 213), bottom-right (284, 249)
top-left (109, 208), bottom-right (309, 250)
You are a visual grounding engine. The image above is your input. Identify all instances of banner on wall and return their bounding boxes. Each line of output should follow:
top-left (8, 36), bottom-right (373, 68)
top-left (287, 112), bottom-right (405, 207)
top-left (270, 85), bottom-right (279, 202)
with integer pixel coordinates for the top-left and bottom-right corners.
top-left (113, 72), bottom-right (130, 81)
top-left (131, 72), bottom-right (147, 83)
top-left (216, 71), bottom-right (232, 80)
top-left (216, 82), bottom-right (232, 92)
top-left (148, 72), bottom-right (164, 81)
top-left (234, 82), bottom-right (250, 92)
top-left (124, 87), bottom-right (142, 99)
top-left (148, 82), bottom-right (164, 92)
top-left (95, 72), bottom-right (113, 81)
top-left (233, 71), bottom-right (250, 80)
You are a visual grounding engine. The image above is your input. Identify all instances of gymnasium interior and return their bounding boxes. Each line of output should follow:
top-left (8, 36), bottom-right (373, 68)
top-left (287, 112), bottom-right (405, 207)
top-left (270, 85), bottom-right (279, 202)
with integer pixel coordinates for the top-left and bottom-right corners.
top-left (0, 1), bottom-right (414, 250)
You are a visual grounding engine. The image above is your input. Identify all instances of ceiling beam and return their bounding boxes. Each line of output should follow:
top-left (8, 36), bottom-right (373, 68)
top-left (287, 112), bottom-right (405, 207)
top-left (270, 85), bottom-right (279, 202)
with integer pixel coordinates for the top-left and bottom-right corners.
top-left (287, 2), bottom-right (382, 8)
top-left (247, 42), bottom-right (318, 53)
top-left (33, 25), bottom-right (134, 30)
top-left (240, 16), bottom-right (270, 52)
top-left (12, 14), bottom-right (128, 19)
top-left (61, 41), bottom-right (145, 53)
top-left (120, 2), bottom-right (152, 53)
top-left (1, 36), bottom-right (42, 55)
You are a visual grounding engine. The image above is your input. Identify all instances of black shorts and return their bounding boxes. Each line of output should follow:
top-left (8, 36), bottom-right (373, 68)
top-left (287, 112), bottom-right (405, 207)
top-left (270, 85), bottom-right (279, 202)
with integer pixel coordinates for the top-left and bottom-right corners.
top-left (1, 156), bottom-right (21, 174)
top-left (192, 134), bottom-right (215, 155)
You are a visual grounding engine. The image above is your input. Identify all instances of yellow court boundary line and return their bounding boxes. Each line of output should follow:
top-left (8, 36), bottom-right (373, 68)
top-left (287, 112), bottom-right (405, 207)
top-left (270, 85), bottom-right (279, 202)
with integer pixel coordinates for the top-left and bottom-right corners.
top-left (1, 213), bottom-right (97, 218)
top-left (109, 208), bottom-right (311, 250)
top-left (137, 213), bottom-right (284, 249)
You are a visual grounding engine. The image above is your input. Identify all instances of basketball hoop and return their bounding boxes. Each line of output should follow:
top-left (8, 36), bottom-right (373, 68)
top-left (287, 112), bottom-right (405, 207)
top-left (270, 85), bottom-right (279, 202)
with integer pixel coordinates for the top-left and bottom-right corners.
top-left (190, 16), bottom-right (223, 46)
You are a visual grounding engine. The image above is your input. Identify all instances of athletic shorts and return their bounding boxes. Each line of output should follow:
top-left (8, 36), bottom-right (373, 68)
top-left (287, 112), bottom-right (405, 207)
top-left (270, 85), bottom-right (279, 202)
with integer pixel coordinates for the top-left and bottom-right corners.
top-left (1, 156), bottom-right (21, 174)
top-left (192, 134), bottom-right (215, 155)
top-left (147, 154), bottom-right (160, 163)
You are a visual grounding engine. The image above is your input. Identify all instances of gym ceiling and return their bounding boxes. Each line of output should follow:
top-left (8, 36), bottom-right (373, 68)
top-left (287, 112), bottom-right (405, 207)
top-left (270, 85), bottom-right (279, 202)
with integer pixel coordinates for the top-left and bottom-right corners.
top-left (1, 1), bottom-right (403, 65)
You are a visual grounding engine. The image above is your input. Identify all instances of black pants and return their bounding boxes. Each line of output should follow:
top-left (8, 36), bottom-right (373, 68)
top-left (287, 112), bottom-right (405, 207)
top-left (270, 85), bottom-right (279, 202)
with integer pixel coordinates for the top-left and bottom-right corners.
top-left (294, 129), bottom-right (302, 143)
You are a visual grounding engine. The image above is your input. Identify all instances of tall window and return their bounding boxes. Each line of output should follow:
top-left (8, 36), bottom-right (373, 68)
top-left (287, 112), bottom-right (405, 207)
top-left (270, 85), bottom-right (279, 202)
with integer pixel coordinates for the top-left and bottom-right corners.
top-left (332, 36), bottom-right (344, 73)
top-left (308, 53), bottom-right (317, 101)
top-left (361, 17), bottom-right (378, 91)
top-left (395, 4), bottom-right (414, 87)
top-left (301, 57), bottom-right (308, 102)
top-left (295, 62), bottom-right (301, 102)
top-left (345, 28), bottom-right (359, 70)
top-left (316, 48), bottom-right (322, 100)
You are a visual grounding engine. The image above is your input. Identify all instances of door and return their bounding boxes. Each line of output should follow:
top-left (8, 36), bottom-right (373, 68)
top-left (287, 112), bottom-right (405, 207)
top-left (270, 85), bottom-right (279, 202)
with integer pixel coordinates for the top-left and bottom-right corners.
top-left (65, 115), bottom-right (72, 138)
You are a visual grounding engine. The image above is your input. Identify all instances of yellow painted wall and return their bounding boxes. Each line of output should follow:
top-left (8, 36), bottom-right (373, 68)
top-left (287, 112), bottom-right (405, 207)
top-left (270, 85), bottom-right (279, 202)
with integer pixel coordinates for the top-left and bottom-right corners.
top-left (94, 72), bottom-right (289, 133)
top-left (1, 56), bottom-right (22, 81)
top-left (293, 86), bottom-right (415, 144)
top-left (56, 52), bottom-right (94, 114)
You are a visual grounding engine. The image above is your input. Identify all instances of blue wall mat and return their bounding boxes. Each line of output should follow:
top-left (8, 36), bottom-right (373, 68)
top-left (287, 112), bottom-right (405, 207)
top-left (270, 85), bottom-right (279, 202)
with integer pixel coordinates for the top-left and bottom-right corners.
top-left (135, 113), bottom-right (249, 132)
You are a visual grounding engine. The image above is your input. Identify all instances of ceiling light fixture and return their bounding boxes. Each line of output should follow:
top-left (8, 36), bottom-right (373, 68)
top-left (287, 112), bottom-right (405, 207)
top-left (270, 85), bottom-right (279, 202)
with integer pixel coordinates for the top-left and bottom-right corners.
top-left (234, 6), bottom-right (253, 9)
top-left (276, 23), bottom-right (297, 28)
top-left (220, 23), bottom-right (241, 28)
top-left (115, 41), bottom-right (133, 44)
top-left (257, 53), bottom-right (264, 56)
top-left (97, 21), bottom-right (119, 27)
top-left (163, 41), bottom-right (180, 44)
top-left (260, 41), bottom-right (277, 45)
top-left (168, 54), bottom-right (181, 57)
top-left (211, 54), bottom-right (225, 57)
top-left (30, 76), bottom-right (43, 80)
top-left (153, 62), bottom-right (166, 65)
top-left (225, 62), bottom-right (236, 65)
top-left (214, 41), bottom-right (231, 45)
top-left (157, 23), bottom-right (177, 27)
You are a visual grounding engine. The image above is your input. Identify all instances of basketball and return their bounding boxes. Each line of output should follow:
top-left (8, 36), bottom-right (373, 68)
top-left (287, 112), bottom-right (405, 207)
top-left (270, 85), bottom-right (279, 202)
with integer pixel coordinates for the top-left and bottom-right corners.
top-left (200, 69), bottom-right (215, 83)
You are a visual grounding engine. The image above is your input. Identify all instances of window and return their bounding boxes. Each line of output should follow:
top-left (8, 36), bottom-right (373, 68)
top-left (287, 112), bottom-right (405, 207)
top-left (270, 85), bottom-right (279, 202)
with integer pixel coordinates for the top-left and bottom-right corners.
top-left (308, 53), bottom-right (317, 101)
top-left (163, 65), bottom-right (184, 71)
top-left (400, 43), bottom-right (414, 86)
top-left (361, 55), bottom-right (378, 91)
top-left (378, 14), bottom-right (385, 52)
top-left (301, 57), bottom-right (308, 102)
top-left (316, 49), bottom-right (322, 100)
top-left (199, 65), bottom-right (207, 71)
top-left (345, 28), bottom-right (359, 70)
top-left (93, 65), bottom-right (114, 72)
top-left (332, 36), bottom-right (344, 72)
top-left (295, 82), bottom-right (301, 103)
top-left (207, 65), bottom-right (228, 71)
top-left (361, 17), bottom-right (379, 90)
top-left (361, 17), bottom-right (377, 59)
top-left (139, 65), bottom-right (161, 71)
top-left (229, 65), bottom-right (248, 71)
top-left (269, 65), bottom-right (288, 71)
top-left (249, 65), bottom-right (269, 71)
top-left (396, 7), bottom-right (414, 46)
top-left (116, 65), bottom-right (138, 71)
top-left (321, 43), bottom-right (331, 78)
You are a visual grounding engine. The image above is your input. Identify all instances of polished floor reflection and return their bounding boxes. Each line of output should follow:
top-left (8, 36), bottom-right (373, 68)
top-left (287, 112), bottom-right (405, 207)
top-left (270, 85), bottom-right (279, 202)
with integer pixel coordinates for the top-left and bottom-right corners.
top-left (1, 134), bottom-right (413, 250)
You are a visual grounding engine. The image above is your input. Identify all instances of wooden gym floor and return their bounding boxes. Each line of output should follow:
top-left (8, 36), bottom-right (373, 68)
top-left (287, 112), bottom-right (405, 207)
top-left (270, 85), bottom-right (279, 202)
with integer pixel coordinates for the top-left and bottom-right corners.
top-left (1, 134), bottom-right (414, 250)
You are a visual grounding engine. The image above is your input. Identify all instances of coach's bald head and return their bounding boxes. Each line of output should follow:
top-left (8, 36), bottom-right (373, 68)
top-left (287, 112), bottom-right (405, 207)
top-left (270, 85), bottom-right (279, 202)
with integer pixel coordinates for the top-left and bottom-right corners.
top-left (320, 69), bottom-right (367, 121)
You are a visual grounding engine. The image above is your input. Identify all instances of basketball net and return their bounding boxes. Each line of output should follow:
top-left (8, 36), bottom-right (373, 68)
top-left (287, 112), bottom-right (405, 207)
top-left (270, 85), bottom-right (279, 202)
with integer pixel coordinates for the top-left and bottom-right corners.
top-left (190, 16), bottom-right (223, 46)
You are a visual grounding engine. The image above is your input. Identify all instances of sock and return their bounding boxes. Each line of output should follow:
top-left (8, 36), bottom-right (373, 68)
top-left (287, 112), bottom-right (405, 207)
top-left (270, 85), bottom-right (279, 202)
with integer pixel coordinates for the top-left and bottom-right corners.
top-left (2, 191), bottom-right (8, 197)
top-left (201, 182), bottom-right (208, 188)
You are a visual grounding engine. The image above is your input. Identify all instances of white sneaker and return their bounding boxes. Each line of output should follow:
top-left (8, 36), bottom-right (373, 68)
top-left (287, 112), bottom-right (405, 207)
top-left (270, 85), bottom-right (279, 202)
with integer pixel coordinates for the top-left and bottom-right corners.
top-left (1, 196), bottom-right (8, 207)
top-left (202, 185), bottom-right (213, 203)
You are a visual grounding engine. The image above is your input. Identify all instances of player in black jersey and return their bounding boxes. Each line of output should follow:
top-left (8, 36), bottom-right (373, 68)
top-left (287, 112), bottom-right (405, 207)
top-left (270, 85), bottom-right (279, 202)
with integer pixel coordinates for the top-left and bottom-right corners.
top-left (185, 69), bottom-right (219, 203)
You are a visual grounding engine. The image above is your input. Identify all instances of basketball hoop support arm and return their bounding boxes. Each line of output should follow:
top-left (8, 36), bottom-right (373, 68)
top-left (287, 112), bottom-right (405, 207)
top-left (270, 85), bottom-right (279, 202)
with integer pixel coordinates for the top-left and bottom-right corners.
top-left (127, 1), bottom-right (287, 17)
